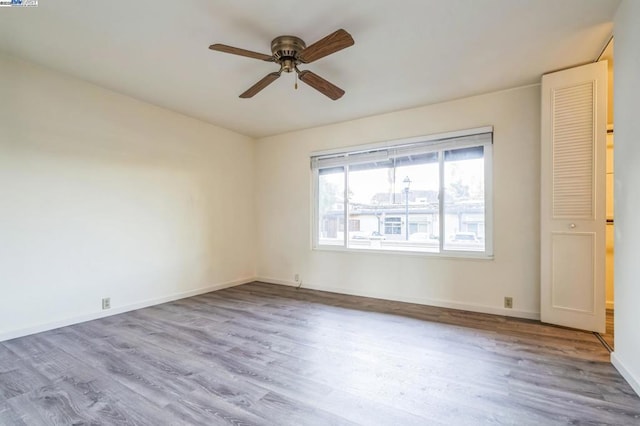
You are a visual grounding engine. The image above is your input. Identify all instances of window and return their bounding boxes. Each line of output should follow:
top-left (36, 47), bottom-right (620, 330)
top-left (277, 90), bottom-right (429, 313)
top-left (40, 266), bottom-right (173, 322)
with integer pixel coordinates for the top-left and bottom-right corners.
top-left (312, 127), bottom-right (493, 256)
top-left (384, 217), bottom-right (402, 234)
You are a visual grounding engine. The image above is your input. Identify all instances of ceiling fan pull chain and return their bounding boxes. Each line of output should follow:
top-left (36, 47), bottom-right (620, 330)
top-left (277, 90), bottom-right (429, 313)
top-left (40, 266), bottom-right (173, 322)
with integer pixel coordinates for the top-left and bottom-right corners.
top-left (295, 72), bottom-right (298, 90)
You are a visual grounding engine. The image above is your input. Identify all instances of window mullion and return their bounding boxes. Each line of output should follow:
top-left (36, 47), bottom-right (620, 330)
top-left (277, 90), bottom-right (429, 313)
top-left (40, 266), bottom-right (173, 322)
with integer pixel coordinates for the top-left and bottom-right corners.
top-left (438, 150), bottom-right (445, 253)
top-left (344, 164), bottom-right (349, 248)
top-left (484, 142), bottom-right (494, 256)
top-left (312, 167), bottom-right (319, 248)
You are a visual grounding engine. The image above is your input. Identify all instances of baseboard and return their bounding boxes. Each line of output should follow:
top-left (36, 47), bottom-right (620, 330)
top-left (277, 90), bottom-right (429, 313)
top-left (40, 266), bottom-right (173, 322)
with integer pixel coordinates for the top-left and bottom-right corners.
top-left (256, 276), bottom-right (540, 320)
top-left (611, 352), bottom-right (640, 397)
top-left (0, 276), bottom-right (256, 343)
top-left (606, 300), bottom-right (615, 310)
top-left (257, 277), bottom-right (301, 287)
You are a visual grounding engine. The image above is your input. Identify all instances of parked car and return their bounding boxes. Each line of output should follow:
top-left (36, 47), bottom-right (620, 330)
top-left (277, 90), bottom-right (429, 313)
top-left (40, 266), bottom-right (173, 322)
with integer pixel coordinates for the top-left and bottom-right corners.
top-left (350, 231), bottom-right (369, 240)
top-left (451, 232), bottom-right (478, 242)
top-left (409, 232), bottom-right (432, 241)
top-left (369, 231), bottom-right (386, 240)
top-left (350, 231), bottom-right (386, 240)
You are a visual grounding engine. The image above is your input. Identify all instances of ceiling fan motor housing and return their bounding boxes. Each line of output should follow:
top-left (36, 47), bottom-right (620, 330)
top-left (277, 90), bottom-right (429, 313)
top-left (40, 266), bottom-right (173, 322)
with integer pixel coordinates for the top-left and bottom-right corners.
top-left (271, 36), bottom-right (306, 72)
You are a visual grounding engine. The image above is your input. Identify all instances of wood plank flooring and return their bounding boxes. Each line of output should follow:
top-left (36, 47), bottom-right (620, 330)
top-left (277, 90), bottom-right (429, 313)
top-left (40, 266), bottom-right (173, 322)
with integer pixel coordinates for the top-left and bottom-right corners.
top-left (1, 282), bottom-right (639, 425)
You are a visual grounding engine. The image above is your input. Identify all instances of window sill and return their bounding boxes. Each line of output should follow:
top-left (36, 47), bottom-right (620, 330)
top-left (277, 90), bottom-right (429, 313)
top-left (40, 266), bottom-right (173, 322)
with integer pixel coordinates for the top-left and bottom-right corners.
top-left (312, 245), bottom-right (494, 260)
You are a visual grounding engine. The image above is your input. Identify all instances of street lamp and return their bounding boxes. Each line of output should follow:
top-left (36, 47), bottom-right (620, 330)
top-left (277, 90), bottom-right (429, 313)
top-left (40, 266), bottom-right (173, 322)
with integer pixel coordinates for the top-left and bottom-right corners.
top-left (372, 202), bottom-right (381, 233)
top-left (403, 176), bottom-right (411, 240)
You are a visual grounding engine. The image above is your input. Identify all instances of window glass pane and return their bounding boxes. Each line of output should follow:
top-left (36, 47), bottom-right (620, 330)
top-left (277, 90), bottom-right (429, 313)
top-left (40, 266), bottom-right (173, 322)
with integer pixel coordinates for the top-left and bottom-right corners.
top-left (395, 161), bottom-right (440, 253)
top-left (318, 167), bottom-right (345, 246)
top-left (443, 146), bottom-right (485, 252)
top-left (347, 157), bottom-right (440, 252)
top-left (346, 164), bottom-right (391, 249)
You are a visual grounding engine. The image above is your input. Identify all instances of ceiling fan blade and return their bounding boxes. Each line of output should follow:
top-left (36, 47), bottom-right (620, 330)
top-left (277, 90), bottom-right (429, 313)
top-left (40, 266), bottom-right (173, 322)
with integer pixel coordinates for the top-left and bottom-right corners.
top-left (209, 44), bottom-right (274, 62)
top-left (298, 70), bottom-right (345, 100)
top-left (298, 29), bottom-right (354, 64)
top-left (239, 72), bottom-right (281, 98)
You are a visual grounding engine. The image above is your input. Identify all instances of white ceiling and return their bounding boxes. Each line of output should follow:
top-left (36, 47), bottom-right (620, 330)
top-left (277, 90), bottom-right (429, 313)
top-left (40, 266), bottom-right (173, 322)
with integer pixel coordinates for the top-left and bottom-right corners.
top-left (0, 0), bottom-right (619, 138)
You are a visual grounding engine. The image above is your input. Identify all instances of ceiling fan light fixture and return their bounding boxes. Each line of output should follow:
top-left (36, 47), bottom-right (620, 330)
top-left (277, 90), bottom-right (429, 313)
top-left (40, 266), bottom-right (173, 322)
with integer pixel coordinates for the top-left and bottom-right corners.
top-left (280, 58), bottom-right (297, 73)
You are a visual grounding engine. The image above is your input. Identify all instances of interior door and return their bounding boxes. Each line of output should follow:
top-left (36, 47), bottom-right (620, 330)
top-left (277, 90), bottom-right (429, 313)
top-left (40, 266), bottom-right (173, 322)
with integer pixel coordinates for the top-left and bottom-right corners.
top-left (540, 61), bottom-right (607, 333)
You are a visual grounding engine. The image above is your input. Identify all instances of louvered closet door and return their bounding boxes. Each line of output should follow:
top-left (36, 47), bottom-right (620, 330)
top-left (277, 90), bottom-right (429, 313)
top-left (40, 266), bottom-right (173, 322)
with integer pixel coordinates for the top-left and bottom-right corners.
top-left (541, 61), bottom-right (607, 332)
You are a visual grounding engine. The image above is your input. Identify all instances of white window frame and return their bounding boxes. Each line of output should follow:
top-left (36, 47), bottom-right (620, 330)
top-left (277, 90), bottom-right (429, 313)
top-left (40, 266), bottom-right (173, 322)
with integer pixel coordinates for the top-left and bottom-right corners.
top-left (311, 126), bottom-right (494, 258)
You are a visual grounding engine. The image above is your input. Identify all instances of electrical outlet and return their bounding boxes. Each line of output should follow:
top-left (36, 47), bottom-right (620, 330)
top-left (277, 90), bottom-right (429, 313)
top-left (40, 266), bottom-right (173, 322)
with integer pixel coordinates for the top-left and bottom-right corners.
top-left (504, 297), bottom-right (513, 309)
top-left (294, 274), bottom-right (300, 283)
top-left (102, 297), bottom-right (111, 310)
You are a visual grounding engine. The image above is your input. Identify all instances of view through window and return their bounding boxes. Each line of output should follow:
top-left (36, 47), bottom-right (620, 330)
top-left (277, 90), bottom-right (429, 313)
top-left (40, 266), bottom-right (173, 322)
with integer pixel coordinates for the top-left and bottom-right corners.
top-left (313, 129), bottom-right (492, 255)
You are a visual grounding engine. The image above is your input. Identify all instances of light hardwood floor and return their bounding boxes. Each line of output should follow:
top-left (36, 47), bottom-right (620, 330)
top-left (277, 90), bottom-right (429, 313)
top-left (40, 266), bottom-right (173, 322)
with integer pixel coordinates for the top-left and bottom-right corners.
top-left (1, 282), bottom-right (638, 425)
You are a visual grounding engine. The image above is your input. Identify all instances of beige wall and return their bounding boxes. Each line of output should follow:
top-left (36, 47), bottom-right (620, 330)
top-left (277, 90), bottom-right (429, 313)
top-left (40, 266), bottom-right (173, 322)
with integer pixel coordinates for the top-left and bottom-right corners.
top-left (612, 0), bottom-right (640, 396)
top-left (0, 53), bottom-right (256, 340)
top-left (255, 85), bottom-right (541, 318)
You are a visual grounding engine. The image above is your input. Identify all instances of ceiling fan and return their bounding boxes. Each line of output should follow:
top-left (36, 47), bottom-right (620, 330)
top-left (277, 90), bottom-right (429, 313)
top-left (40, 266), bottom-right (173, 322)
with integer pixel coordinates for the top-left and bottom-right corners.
top-left (209, 29), bottom-right (354, 100)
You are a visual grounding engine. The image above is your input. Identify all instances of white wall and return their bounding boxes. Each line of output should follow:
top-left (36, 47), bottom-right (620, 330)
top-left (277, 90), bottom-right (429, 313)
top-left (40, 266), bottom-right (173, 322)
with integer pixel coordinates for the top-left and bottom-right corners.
top-left (611, 0), bottom-right (640, 396)
top-left (0, 53), bottom-right (256, 341)
top-left (256, 85), bottom-right (541, 318)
